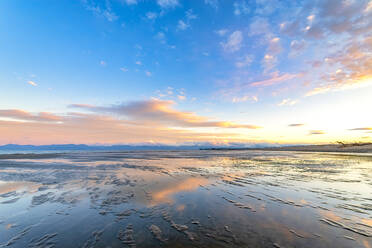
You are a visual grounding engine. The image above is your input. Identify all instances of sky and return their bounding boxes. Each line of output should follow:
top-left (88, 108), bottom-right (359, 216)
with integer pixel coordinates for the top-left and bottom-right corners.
top-left (0, 0), bottom-right (372, 146)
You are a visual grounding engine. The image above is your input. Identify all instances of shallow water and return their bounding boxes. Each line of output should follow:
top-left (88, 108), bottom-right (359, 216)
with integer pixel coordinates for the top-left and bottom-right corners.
top-left (0, 150), bottom-right (371, 248)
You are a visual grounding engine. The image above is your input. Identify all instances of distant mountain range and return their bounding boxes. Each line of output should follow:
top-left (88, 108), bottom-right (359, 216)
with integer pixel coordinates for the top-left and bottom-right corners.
top-left (0, 143), bottom-right (274, 151)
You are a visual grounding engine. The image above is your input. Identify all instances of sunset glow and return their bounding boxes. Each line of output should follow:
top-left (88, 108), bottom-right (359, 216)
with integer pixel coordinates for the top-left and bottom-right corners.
top-left (1, 0), bottom-right (371, 146)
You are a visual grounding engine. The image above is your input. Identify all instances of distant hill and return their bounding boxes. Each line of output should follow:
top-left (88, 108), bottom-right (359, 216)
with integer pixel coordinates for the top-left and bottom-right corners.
top-left (0, 144), bottom-right (200, 151)
top-left (0, 143), bottom-right (274, 152)
top-left (204, 143), bottom-right (372, 153)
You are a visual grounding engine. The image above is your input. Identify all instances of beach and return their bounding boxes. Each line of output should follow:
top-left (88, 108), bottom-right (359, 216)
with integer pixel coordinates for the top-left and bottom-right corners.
top-left (0, 150), bottom-right (371, 247)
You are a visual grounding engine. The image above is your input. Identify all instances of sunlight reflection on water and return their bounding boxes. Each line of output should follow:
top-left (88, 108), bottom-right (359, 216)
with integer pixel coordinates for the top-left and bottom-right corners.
top-left (0, 150), bottom-right (371, 247)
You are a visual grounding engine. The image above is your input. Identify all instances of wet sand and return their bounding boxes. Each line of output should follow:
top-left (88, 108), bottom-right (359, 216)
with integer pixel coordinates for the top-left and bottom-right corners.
top-left (0, 150), bottom-right (371, 247)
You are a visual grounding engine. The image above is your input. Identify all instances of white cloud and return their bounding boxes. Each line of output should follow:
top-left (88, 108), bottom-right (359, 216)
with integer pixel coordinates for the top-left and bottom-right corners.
top-left (100, 60), bottom-right (106, 66)
top-left (177, 20), bottom-right (189, 30)
top-left (120, 67), bottom-right (128, 72)
top-left (155, 32), bottom-right (166, 44)
top-left (124, 0), bottom-right (138, 4)
top-left (232, 95), bottom-right (258, 103)
top-left (216, 29), bottom-right (228, 36)
top-left (157, 0), bottom-right (179, 8)
top-left (221, 31), bottom-right (243, 52)
top-left (186, 9), bottom-right (197, 20)
top-left (146, 12), bottom-right (157, 20)
top-left (233, 1), bottom-right (250, 15)
top-left (289, 39), bottom-right (306, 57)
top-left (235, 55), bottom-right (254, 68)
top-left (27, 81), bottom-right (37, 87)
top-left (278, 98), bottom-right (298, 106)
top-left (145, 71), bottom-right (152, 77)
top-left (84, 2), bottom-right (118, 22)
top-left (135, 61), bottom-right (142, 65)
top-left (249, 17), bottom-right (271, 37)
top-left (205, 0), bottom-right (218, 9)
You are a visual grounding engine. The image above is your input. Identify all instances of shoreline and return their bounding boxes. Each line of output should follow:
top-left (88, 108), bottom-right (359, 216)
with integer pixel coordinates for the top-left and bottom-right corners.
top-left (202, 143), bottom-right (372, 154)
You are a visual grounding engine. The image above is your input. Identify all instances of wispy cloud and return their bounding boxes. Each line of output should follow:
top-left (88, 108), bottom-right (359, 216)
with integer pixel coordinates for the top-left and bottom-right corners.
top-left (124, 0), bottom-right (138, 5)
top-left (232, 95), bottom-right (258, 103)
top-left (177, 9), bottom-right (197, 31)
top-left (205, 0), bottom-right (218, 9)
top-left (215, 29), bottom-right (228, 36)
top-left (309, 130), bottom-right (325, 135)
top-left (157, 0), bottom-right (179, 9)
top-left (69, 99), bottom-right (261, 129)
top-left (0, 109), bottom-right (62, 122)
top-left (235, 55), bottom-right (253, 68)
top-left (221, 31), bottom-right (243, 52)
top-left (27, 81), bottom-right (37, 87)
top-left (146, 12), bottom-right (158, 20)
top-left (349, 127), bottom-right (372, 131)
top-left (288, 123), bottom-right (304, 127)
top-left (250, 73), bottom-right (298, 87)
top-left (233, 1), bottom-right (250, 16)
top-left (277, 98), bottom-right (298, 106)
top-left (177, 20), bottom-right (189, 30)
top-left (83, 0), bottom-right (118, 22)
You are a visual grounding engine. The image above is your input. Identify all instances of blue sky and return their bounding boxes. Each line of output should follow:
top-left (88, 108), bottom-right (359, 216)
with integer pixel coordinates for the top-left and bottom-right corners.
top-left (0, 0), bottom-right (372, 145)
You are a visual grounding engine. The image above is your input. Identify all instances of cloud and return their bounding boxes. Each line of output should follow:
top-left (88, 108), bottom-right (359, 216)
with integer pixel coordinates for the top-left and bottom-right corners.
top-left (221, 31), bottom-right (243, 52)
top-left (233, 1), bottom-right (250, 16)
top-left (124, 0), bottom-right (138, 5)
top-left (289, 39), bottom-right (306, 57)
top-left (309, 130), bottom-right (325, 135)
top-left (120, 67), bottom-right (128, 72)
top-left (277, 98), bottom-right (298, 106)
top-left (177, 10), bottom-right (196, 31)
top-left (205, 0), bottom-right (218, 9)
top-left (288, 123), bottom-right (304, 127)
top-left (100, 60), bottom-right (106, 66)
top-left (28, 81), bottom-right (37, 87)
top-left (0, 115), bottom-right (247, 145)
top-left (177, 20), bottom-right (189, 30)
top-left (249, 17), bottom-right (271, 37)
top-left (146, 12), bottom-right (157, 20)
top-left (135, 61), bottom-right (142, 65)
top-left (0, 109), bottom-right (62, 122)
top-left (349, 127), bottom-right (372, 131)
top-left (235, 55), bottom-right (253, 68)
top-left (232, 95), bottom-right (258, 103)
top-left (157, 0), bottom-right (179, 8)
top-left (177, 95), bottom-right (186, 101)
top-left (185, 9), bottom-right (197, 20)
top-left (215, 29), bottom-right (228, 36)
top-left (155, 32), bottom-right (166, 44)
top-left (145, 71), bottom-right (152, 77)
top-left (250, 73), bottom-right (298, 87)
top-left (305, 36), bottom-right (372, 97)
top-left (83, 1), bottom-right (118, 22)
top-left (69, 99), bottom-right (261, 129)
top-left (267, 37), bottom-right (281, 54)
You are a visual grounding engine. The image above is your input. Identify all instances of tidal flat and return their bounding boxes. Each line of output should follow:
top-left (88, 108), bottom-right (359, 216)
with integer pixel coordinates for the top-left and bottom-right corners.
top-left (0, 150), bottom-right (371, 248)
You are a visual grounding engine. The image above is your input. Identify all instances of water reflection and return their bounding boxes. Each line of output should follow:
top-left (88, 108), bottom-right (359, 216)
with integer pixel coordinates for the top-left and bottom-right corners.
top-left (0, 150), bottom-right (370, 247)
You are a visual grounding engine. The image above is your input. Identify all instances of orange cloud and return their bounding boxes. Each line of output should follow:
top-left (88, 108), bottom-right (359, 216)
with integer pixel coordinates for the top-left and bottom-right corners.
top-left (0, 100), bottom-right (262, 145)
top-left (306, 36), bottom-right (372, 96)
top-left (69, 99), bottom-right (261, 129)
top-left (309, 130), bottom-right (325, 135)
top-left (250, 73), bottom-right (298, 87)
top-left (0, 109), bottom-right (63, 122)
